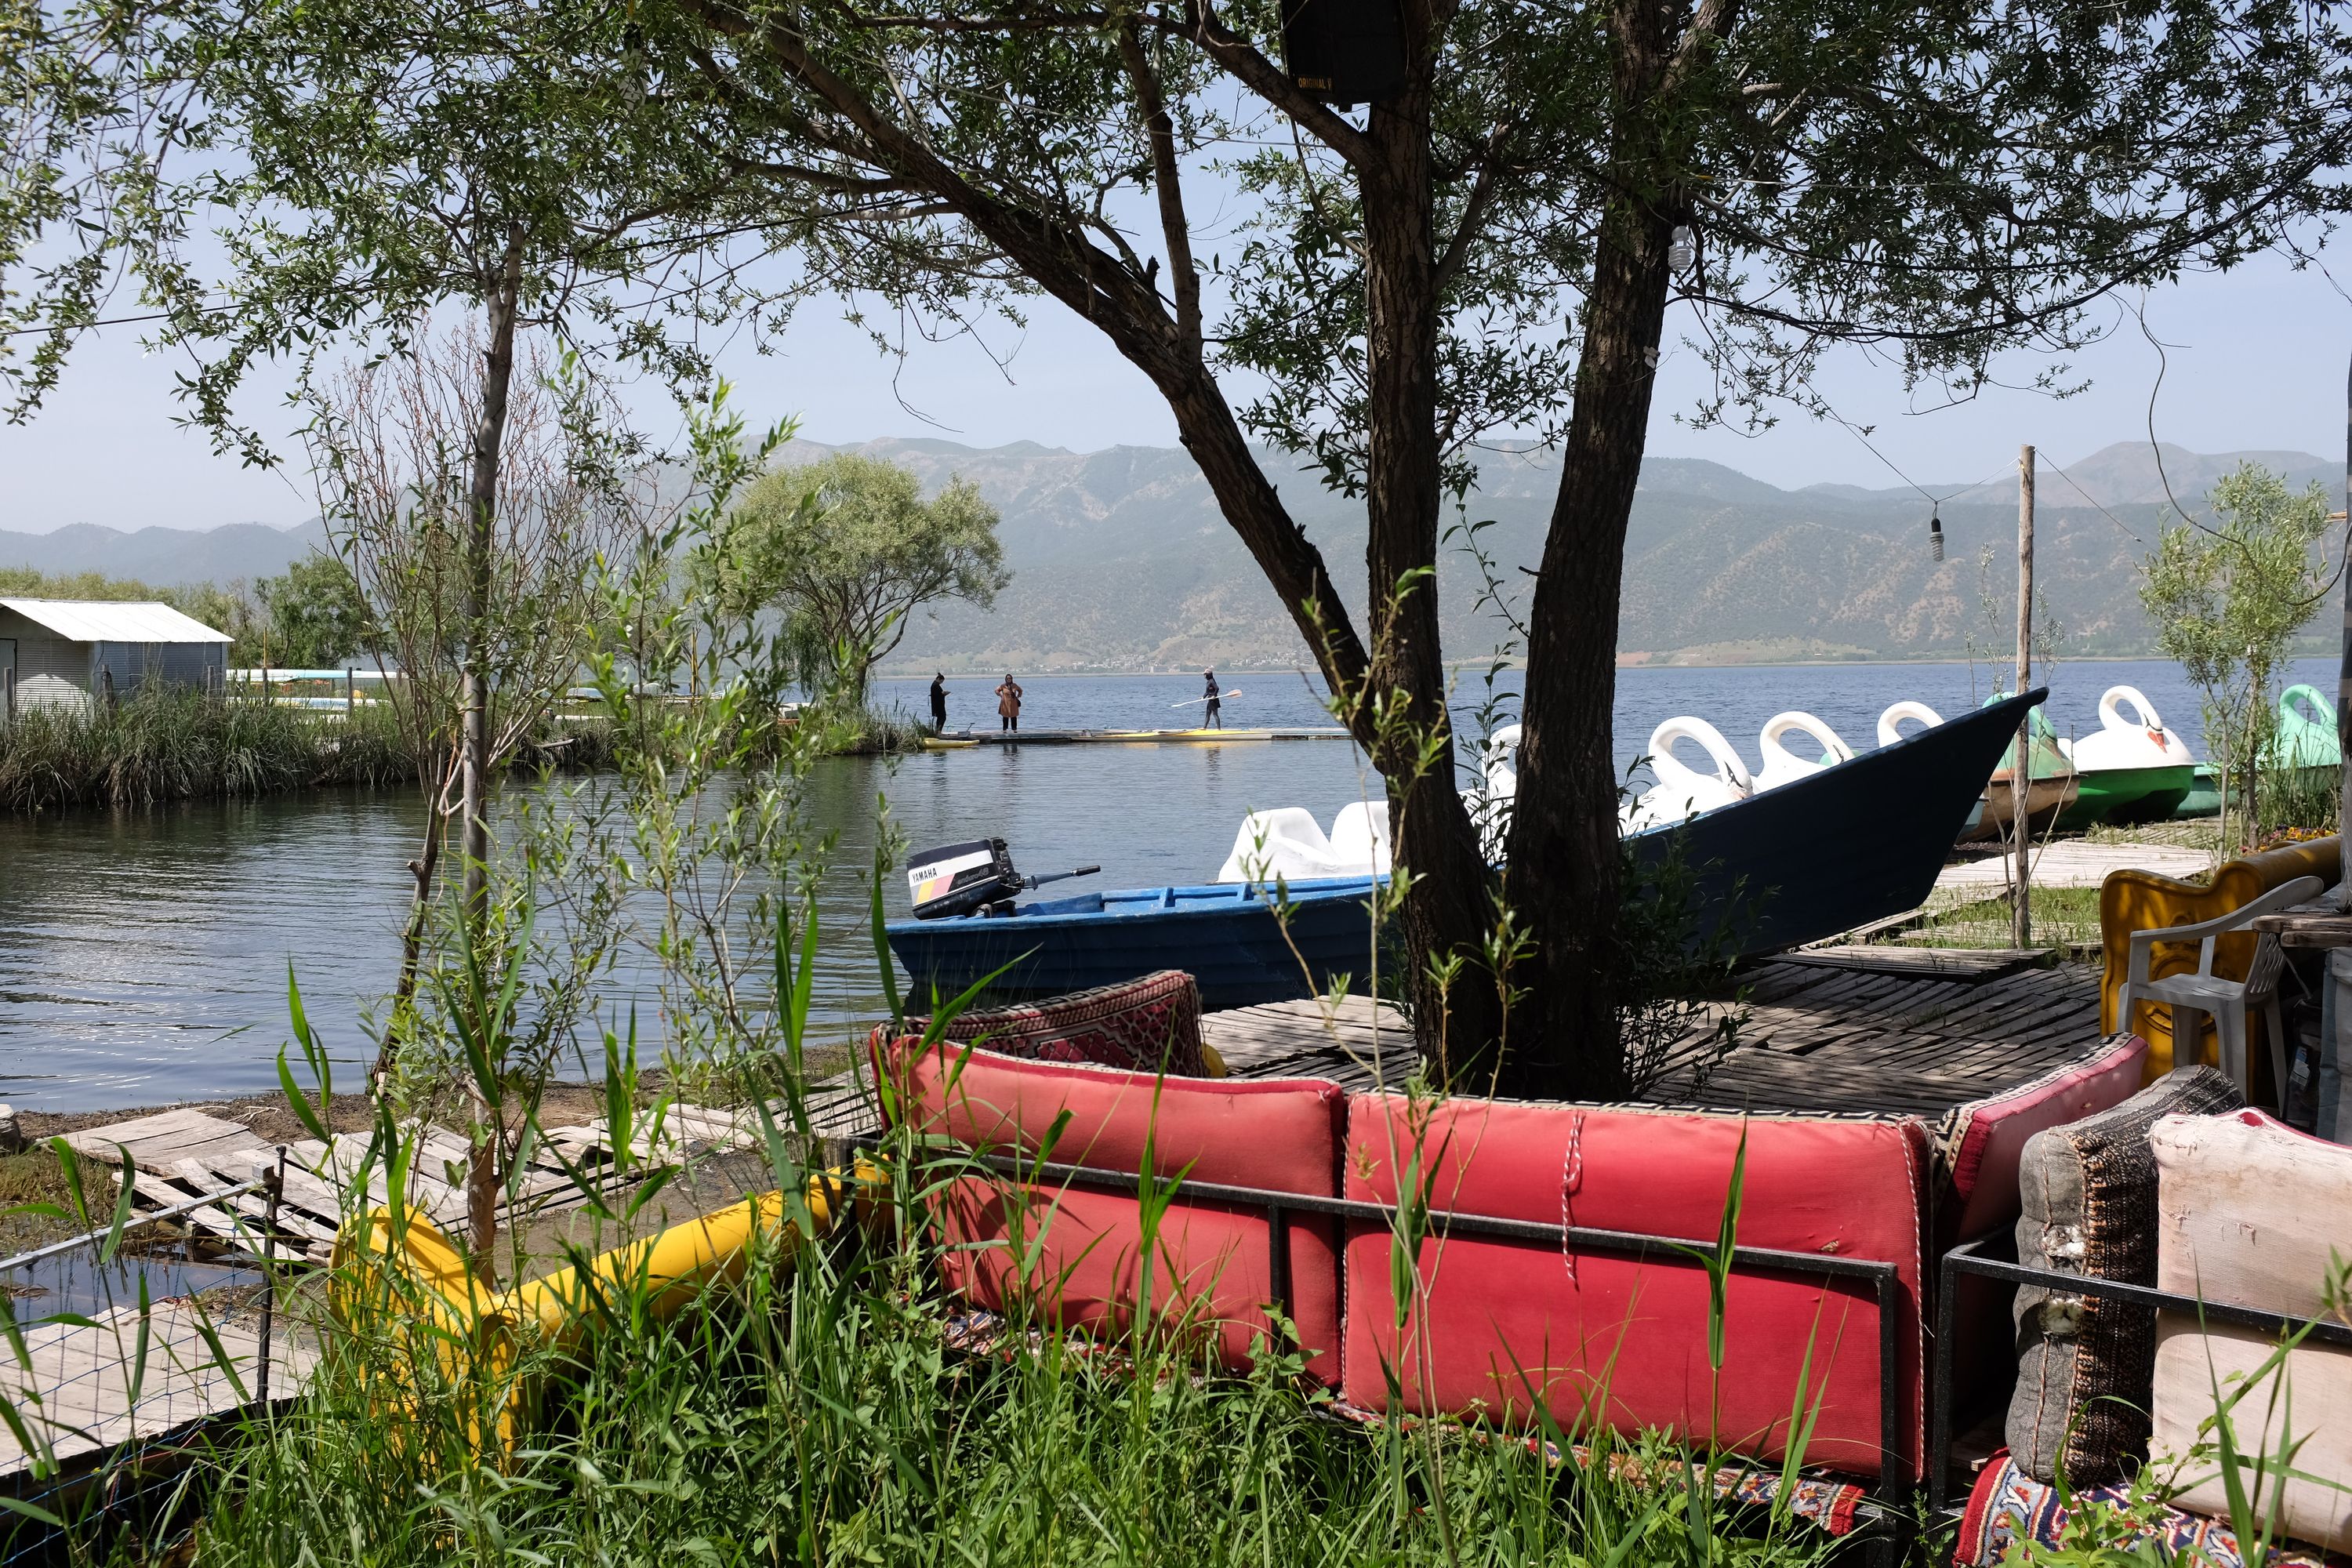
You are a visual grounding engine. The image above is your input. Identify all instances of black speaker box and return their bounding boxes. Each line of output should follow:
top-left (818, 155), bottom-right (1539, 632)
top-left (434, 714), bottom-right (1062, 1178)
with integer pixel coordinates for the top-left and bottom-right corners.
top-left (1281, 0), bottom-right (1407, 106)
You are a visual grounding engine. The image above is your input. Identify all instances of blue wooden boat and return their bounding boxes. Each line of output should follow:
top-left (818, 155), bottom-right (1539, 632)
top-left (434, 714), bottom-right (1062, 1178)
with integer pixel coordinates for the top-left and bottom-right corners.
top-left (886, 689), bottom-right (2044, 1010)
top-left (888, 877), bottom-right (1380, 1012)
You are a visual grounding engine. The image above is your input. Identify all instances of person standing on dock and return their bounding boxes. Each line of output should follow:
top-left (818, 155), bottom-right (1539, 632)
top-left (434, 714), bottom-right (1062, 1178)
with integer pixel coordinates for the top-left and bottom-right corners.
top-left (929, 672), bottom-right (949, 734)
top-left (995, 673), bottom-right (1023, 733)
top-left (1201, 669), bottom-right (1221, 730)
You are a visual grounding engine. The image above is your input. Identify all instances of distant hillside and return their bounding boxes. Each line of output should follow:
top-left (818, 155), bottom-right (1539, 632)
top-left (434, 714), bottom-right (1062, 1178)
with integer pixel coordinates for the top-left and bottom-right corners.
top-left (0, 518), bottom-right (329, 586)
top-left (4, 443), bottom-right (2336, 671)
top-left (779, 437), bottom-right (2339, 672)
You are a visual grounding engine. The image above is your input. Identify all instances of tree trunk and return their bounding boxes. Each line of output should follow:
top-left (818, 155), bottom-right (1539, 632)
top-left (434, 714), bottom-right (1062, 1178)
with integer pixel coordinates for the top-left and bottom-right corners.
top-left (732, 10), bottom-right (1497, 1081)
top-left (1505, 73), bottom-right (1679, 1102)
top-left (369, 749), bottom-right (450, 1090)
top-left (460, 230), bottom-right (525, 1275)
top-left (1359, 92), bottom-right (1508, 1081)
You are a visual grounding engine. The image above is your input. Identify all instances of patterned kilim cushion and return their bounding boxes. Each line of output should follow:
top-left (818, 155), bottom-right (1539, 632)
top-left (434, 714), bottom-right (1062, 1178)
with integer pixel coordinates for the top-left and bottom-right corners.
top-left (901, 969), bottom-right (1207, 1078)
top-left (1955, 1451), bottom-right (2332, 1568)
top-left (2005, 1064), bottom-right (2242, 1486)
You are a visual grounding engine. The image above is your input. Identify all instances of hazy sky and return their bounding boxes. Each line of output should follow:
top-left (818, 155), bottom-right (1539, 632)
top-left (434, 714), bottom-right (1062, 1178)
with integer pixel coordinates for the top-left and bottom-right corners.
top-left (3, 246), bottom-right (2347, 534)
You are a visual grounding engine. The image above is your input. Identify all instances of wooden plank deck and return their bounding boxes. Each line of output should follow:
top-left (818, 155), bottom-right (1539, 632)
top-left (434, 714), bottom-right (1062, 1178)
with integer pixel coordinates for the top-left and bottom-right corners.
top-left (1196, 946), bottom-right (2104, 1120)
top-left (0, 1297), bottom-right (315, 1480)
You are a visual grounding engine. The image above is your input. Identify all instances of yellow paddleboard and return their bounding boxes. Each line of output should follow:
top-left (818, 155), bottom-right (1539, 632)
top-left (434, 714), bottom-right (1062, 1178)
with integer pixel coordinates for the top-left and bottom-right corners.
top-left (920, 735), bottom-right (978, 750)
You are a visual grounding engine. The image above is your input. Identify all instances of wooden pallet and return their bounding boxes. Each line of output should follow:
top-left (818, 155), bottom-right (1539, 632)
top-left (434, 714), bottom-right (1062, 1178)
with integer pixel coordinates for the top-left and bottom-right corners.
top-left (82, 1103), bottom-right (783, 1265)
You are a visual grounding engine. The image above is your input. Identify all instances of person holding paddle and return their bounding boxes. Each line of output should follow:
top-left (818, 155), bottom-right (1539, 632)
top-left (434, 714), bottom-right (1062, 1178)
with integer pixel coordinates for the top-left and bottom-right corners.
top-left (1202, 669), bottom-right (1221, 730)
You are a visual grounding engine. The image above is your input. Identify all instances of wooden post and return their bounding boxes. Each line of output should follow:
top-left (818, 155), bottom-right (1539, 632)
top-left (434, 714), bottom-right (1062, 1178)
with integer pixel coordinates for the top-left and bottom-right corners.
top-left (2340, 350), bottom-right (2351, 902)
top-left (347, 668), bottom-right (356, 714)
top-left (2014, 444), bottom-right (2035, 950)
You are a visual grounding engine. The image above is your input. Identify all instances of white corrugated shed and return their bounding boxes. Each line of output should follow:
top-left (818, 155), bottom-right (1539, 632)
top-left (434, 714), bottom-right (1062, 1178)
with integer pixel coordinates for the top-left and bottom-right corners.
top-left (0, 599), bottom-right (232, 643)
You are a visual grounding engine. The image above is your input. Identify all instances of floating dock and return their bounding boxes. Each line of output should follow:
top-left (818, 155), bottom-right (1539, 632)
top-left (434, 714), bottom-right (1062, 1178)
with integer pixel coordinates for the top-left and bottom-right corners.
top-left (927, 726), bottom-right (1348, 748)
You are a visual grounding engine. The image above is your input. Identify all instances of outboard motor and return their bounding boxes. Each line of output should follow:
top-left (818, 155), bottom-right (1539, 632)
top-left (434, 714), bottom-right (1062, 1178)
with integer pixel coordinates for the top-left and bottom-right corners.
top-left (907, 838), bottom-right (1100, 919)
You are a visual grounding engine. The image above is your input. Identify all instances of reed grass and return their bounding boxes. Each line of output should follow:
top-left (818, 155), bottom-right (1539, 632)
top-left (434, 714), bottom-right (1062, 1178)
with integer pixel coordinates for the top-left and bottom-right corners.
top-left (2259, 763), bottom-right (2339, 837)
top-left (0, 900), bottom-right (1858, 1568)
top-left (0, 690), bottom-right (622, 812)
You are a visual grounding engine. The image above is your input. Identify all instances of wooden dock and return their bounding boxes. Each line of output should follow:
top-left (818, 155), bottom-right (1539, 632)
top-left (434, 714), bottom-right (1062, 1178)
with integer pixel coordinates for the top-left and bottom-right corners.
top-left (4, 1101), bottom-right (796, 1482)
top-left (0, 1296), bottom-right (314, 1482)
top-left (937, 726), bottom-right (1349, 746)
top-left (56, 1104), bottom-right (787, 1268)
top-left (1198, 943), bottom-right (2103, 1120)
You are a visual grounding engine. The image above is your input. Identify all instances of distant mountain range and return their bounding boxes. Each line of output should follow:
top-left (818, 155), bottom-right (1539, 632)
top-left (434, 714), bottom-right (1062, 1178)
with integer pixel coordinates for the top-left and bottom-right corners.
top-left (0, 518), bottom-right (329, 586)
top-left (2, 441), bottom-right (2338, 670)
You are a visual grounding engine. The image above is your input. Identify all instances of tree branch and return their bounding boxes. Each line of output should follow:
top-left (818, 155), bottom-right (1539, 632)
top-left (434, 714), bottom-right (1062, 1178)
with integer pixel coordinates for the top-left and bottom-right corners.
top-left (1152, 0), bottom-right (1372, 169)
top-left (1118, 23), bottom-right (1203, 348)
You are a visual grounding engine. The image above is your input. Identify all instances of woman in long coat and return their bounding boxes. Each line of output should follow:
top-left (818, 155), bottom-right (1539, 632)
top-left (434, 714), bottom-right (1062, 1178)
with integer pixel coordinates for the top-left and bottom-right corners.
top-left (994, 674), bottom-right (1023, 733)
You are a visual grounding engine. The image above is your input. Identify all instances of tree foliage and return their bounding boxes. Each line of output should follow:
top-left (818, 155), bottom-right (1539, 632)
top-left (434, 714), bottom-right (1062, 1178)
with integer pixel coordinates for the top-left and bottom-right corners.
top-left (2141, 463), bottom-right (2337, 841)
top-left (13, 0), bottom-right (2352, 1092)
top-left (712, 454), bottom-right (1007, 706)
top-left (619, 0), bottom-right (2352, 1092)
top-left (256, 553), bottom-right (373, 667)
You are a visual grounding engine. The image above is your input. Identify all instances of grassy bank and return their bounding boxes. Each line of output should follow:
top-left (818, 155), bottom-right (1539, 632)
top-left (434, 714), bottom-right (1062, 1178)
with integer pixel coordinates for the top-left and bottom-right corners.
top-left (0, 691), bottom-right (626, 812)
top-left (0, 691), bottom-right (924, 812)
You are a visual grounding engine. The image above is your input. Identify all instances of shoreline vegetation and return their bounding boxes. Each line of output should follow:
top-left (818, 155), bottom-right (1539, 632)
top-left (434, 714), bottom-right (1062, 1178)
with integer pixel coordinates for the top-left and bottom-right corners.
top-left (0, 690), bottom-right (926, 814)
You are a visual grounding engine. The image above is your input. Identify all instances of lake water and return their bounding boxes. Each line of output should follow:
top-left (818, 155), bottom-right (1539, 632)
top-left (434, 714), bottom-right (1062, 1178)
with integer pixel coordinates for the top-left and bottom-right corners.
top-left (1, 659), bottom-right (2333, 1111)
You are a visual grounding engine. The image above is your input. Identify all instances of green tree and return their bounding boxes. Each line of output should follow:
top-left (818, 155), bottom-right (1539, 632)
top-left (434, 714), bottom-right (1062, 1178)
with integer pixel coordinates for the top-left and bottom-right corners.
top-left (594, 0), bottom-right (2348, 1094)
top-left (2, 0), bottom-right (750, 1269)
top-left (714, 455), bottom-right (1007, 708)
top-left (2141, 464), bottom-right (2336, 848)
top-left (256, 553), bottom-right (372, 668)
top-left (16, 0), bottom-right (2352, 1094)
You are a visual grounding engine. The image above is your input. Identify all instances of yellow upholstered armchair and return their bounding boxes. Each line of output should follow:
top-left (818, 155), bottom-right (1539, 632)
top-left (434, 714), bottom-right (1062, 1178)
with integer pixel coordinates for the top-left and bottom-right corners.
top-left (2100, 836), bottom-right (2341, 1094)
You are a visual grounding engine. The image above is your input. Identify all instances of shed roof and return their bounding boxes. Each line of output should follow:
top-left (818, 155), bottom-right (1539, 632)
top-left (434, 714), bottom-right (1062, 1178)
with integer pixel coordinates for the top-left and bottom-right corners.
top-left (0, 599), bottom-right (233, 644)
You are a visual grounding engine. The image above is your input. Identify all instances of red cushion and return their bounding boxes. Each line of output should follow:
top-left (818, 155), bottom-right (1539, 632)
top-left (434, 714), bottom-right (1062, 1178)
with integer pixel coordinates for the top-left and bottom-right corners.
top-left (1938, 1033), bottom-right (2150, 1242)
top-left (893, 1040), bottom-right (1346, 1383)
top-left (902, 970), bottom-right (1207, 1077)
top-left (1339, 1094), bottom-right (1931, 1480)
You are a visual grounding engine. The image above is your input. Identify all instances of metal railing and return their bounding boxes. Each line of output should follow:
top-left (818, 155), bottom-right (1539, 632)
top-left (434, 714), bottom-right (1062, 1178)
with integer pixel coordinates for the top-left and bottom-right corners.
top-left (1929, 1233), bottom-right (2352, 1516)
top-left (0, 1154), bottom-right (291, 1506)
top-left (960, 1150), bottom-right (1913, 1509)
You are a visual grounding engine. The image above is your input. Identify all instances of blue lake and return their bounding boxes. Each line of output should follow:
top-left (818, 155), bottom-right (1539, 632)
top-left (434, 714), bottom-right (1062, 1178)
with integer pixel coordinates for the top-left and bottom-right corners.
top-left (0, 658), bottom-right (2331, 1111)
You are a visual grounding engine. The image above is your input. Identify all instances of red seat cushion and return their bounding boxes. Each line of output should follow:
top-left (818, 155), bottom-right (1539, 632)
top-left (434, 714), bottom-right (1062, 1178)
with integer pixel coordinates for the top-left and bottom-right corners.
top-left (1935, 1032), bottom-right (2150, 1243)
top-left (1339, 1094), bottom-right (1931, 1480)
top-left (892, 1040), bottom-right (1346, 1382)
top-left (901, 970), bottom-right (1207, 1077)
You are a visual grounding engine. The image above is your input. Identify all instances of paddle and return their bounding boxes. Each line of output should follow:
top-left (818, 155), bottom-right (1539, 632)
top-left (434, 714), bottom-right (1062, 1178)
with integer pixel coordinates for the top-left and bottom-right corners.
top-left (1168, 691), bottom-right (1241, 707)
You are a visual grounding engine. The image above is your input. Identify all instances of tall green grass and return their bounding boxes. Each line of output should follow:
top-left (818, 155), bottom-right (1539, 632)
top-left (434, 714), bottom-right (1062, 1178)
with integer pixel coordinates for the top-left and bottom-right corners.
top-left (0, 689), bottom-right (620, 811)
top-left (0, 896), bottom-right (1858, 1568)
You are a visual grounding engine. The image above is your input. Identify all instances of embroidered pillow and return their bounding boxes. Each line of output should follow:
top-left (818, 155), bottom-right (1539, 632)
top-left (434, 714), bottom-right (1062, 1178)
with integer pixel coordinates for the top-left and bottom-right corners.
top-left (901, 969), bottom-right (1207, 1078)
top-left (2005, 1065), bottom-right (2241, 1486)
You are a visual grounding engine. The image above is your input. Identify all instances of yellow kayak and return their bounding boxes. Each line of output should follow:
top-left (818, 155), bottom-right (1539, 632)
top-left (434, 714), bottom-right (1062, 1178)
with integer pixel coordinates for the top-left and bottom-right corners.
top-left (920, 735), bottom-right (978, 750)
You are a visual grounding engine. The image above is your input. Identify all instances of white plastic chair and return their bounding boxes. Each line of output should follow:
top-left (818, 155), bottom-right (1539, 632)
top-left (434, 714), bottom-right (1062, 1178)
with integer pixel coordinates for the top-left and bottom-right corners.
top-left (2117, 874), bottom-right (2324, 1099)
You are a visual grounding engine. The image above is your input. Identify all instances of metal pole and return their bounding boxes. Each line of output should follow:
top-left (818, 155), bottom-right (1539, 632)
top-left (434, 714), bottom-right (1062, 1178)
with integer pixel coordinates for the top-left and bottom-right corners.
top-left (2015, 444), bottom-right (2035, 949)
top-left (255, 1149), bottom-right (283, 1410)
top-left (2340, 350), bottom-right (2350, 898)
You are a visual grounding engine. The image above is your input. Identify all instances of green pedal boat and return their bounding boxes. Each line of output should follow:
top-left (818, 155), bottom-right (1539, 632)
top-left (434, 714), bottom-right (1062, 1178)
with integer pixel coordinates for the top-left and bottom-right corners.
top-left (2053, 684), bottom-right (2198, 827)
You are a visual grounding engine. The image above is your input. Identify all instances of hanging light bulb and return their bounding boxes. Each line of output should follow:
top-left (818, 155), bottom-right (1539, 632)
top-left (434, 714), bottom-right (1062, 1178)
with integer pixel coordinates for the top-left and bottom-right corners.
top-left (1929, 508), bottom-right (1945, 562)
top-left (1668, 225), bottom-right (1697, 275)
